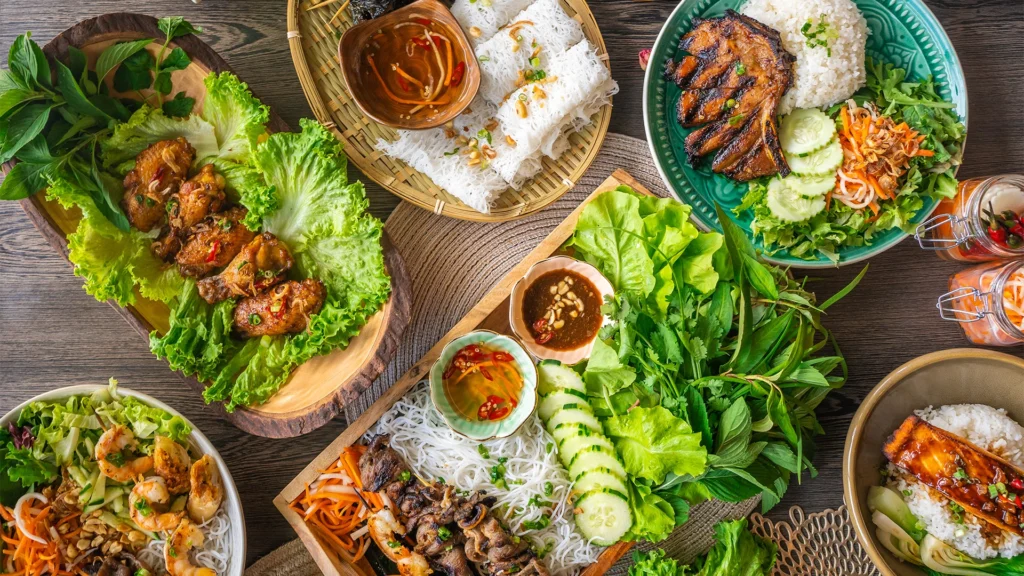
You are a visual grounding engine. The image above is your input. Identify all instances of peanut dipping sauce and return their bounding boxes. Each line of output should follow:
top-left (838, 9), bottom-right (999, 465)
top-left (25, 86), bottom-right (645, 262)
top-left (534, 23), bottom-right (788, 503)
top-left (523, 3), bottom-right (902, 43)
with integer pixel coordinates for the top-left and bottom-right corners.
top-left (521, 270), bottom-right (602, 351)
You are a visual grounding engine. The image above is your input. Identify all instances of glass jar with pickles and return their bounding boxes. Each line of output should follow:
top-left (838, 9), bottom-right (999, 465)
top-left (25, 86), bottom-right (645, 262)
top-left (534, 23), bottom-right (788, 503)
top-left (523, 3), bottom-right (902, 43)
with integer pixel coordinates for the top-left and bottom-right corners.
top-left (916, 175), bottom-right (1024, 262)
top-left (937, 260), bottom-right (1024, 346)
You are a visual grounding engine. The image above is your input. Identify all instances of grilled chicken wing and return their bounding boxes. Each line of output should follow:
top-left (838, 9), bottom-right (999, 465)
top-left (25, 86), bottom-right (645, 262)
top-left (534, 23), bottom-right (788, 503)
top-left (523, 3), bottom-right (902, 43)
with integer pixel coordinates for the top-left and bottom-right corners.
top-left (197, 232), bottom-right (294, 304)
top-left (233, 279), bottom-right (325, 337)
top-left (884, 415), bottom-right (1024, 537)
top-left (122, 138), bottom-right (195, 232)
top-left (664, 10), bottom-right (794, 181)
top-left (153, 164), bottom-right (228, 260)
top-left (175, 207), bottom-right (256, 278)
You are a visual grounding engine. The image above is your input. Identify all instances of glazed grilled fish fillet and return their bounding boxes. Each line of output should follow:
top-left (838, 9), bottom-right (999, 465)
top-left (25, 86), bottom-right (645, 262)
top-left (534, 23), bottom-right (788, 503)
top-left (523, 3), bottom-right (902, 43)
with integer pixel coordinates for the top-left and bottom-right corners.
top-left (884, 415), bottom-right (1024, 537)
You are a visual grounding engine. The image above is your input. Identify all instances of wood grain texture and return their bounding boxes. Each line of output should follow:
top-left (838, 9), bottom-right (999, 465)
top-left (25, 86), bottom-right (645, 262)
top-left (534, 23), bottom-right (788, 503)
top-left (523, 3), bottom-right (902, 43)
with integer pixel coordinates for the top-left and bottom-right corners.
top-left (2, 0), bottom-right (1023, 567)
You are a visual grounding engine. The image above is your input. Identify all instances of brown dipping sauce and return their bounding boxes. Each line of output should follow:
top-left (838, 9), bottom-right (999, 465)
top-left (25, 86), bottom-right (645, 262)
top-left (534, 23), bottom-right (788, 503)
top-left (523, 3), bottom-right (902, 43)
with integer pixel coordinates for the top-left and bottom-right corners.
top-left (522, 270), bottom-right (602, 350)
top-left (361, 15), bottom-right (469, 121)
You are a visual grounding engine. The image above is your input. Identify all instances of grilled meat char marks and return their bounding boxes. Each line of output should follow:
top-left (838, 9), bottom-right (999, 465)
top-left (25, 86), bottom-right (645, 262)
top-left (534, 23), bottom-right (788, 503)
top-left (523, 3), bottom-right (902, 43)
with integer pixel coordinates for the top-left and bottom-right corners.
top-left (359, 435), bottom-right (551, 576)
top-left (665, 10), bottom-right (795, 181)
top-left (884, 416), bottom-right (1024, 537)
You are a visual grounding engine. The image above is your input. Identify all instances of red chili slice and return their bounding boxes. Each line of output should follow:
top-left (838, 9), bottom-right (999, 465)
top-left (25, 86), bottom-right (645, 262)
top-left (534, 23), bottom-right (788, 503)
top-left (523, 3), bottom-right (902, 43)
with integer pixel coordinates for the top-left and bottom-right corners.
top-left (532, 319), bottom-right (548, 333)
top-left (397, 75), bottom-right (411, 92)
top-left (489, 406), bottom-right (510, 420)
top-left (412, 37), bottom-right (432, 49)
top-left (478, 403), bottom-right (492, 421)
top-left (450, 62), bottom-right (466, 87)
top-left (1012, 478), bottom-right (1024, 491)
top-left (535, 332), bottom-right (553, 344)
top-left (492, 351), bottom-right (514, 363)
top-left (205, 240), bottom-right (221, 263)
top-left (415, 17), bottom-right (432, 26)
top-left (479, 366), bottom-right (493, 381)
top-left (153, 165), bottom-right (167, 185)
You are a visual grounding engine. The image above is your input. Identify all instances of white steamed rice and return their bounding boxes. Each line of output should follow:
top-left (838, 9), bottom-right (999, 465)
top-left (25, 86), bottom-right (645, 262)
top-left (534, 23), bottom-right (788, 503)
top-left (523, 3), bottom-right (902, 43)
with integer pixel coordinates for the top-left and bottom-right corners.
top-left (885, 404), bottom-right (1024, 560)
top-left (740, 0), bottom-right (869, 114)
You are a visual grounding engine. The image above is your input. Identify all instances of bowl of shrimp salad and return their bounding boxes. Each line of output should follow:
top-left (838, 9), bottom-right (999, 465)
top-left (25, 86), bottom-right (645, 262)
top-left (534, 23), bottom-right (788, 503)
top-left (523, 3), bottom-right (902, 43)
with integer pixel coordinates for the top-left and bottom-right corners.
top-left (0, 380), bottom-right (245, 576)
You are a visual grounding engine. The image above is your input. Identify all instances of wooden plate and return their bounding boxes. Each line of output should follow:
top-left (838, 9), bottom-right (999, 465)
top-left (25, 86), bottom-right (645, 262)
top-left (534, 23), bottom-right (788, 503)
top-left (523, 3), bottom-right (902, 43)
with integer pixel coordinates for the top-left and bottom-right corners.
top-left (286, 0), bottom-right (613, 222)
top-left (274, 169), bottom-right (652, 576)
top-left (4, 13), bottom-right (413, 438)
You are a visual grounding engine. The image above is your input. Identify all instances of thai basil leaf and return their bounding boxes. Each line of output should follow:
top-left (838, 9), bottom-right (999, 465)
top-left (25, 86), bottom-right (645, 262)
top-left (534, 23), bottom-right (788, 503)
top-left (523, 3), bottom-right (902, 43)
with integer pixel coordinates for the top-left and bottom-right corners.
top-left (0, 103), bottom-right (52, 163)
top-left (0, 89), bottom-right (36, 119)
top-left (56, 61), bottom-right (110, 119)
top-left (157, 16), bottom-right (203, 40)
top-left (0, 161), bottom-right (49, 200)
top-left (8, 34), bottom-right (39, 88)
top-left (113, 49), bottom-right (155, 92)
top-left (95, 38), bottom-right (154, 83)
top-left (68, 46), bottom-right (88, 83)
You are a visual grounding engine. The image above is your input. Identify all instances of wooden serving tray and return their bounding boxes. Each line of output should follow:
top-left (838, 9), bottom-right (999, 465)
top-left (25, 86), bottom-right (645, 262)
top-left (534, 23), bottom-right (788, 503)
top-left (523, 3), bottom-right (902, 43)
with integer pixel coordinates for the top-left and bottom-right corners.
top-left (275, 169), bottom-right (651, 576)
top-left (4, 14), bottom-right (412, 438)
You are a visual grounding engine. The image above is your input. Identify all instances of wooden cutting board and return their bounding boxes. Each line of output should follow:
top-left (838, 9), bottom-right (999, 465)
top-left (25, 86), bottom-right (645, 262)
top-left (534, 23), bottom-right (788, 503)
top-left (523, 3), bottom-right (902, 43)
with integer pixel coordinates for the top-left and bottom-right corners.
top-left (275, 169), bottom-right (650, 576)
top-left (2, 13), bottom-right (412, 438)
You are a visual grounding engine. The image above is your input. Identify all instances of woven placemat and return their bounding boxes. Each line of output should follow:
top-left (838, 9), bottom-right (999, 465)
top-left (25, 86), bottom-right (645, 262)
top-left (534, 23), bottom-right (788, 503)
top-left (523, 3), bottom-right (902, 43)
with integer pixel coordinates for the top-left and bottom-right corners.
top-left (249, 132), bottom-right (760, 574)
top-left (749, 506), bottom-right (880, 576)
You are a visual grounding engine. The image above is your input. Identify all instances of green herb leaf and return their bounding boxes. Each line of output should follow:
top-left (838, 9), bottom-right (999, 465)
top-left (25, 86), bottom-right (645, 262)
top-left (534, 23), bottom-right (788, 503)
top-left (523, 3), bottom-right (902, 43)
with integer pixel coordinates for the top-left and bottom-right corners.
top-left (157, 17), bottom-right (203, 41)
top-left (8, 33), bottom-right (40, 89)
top-left (159, 47), bottom-right (191, 73)
top-left (0, 161), bottom-right (48, 200)
top-left (95, 39), bottom-right (155, 83)
top-left (153, 70), bottom-right (173, 95)
top-left (56, 61), bottom-right (111, 119)
top-left (604, 406), bottom-right (707, 483)
top-left (68, 46), bottom-right (88, 83)
top-left (0, 88), bottom-right (37, 119)
top-left (0, 103), bottom-right (52, 163)
top-left (113, 49), bottom-right (155, 92)
top-left (162, 91), bottom-right (196, 118)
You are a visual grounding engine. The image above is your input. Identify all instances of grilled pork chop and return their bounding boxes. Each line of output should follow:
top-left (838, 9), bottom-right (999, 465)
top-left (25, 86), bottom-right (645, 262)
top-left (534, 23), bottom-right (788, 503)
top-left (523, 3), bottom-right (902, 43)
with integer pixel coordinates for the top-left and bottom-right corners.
top-left (664, 10), bottom-right (794, 181)
top-left (884, 415), bottom-right (1024, 537)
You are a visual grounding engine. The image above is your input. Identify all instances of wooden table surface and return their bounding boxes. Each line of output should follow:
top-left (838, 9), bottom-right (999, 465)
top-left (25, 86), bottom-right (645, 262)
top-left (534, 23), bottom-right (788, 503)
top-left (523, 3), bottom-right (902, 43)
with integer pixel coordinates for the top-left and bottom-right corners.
top-left (1, 0), bottom-right (1023, 567)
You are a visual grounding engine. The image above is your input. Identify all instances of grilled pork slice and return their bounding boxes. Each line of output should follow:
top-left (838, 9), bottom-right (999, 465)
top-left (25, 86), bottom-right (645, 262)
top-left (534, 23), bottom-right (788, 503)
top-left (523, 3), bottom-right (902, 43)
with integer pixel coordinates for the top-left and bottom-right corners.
top-left (884, 415), bottom-right (1024, 537)
top-left (664, 10), bottom-right (794, 181)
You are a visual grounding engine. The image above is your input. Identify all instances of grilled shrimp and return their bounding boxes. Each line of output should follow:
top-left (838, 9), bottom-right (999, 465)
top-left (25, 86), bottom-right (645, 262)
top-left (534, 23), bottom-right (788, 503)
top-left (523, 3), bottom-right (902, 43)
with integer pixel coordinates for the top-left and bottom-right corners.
top-left (96, 425), bottom-right (154, 482)
top-left (367, 509), bottom-right (431, 576)
top-left (187, 455), bottom-right (223, 524)
top-left (130, 477), bottom-right (185, 532)
top-left (165, 518), bottom-right (216, 576)
top-left (154, 436), bottom-right (192, 495)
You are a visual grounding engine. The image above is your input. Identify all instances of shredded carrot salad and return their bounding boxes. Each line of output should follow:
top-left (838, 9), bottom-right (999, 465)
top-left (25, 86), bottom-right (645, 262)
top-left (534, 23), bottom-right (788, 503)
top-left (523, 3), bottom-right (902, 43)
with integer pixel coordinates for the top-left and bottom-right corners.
top-left (1, 499), bottom-right (83, 576)
top-left (290, 445), bottom-right (383, 564)
top-left (1002, 269), bottom-right (1024, 330)
top-left (833, 100), bottom-right (935, 215)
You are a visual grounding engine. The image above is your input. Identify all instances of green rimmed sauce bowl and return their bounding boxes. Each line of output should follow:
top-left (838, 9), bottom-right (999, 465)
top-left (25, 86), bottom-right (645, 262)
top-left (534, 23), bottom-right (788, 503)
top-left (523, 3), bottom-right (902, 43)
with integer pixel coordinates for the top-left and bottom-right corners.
top-left (428, 330), bottom-right (538, 441)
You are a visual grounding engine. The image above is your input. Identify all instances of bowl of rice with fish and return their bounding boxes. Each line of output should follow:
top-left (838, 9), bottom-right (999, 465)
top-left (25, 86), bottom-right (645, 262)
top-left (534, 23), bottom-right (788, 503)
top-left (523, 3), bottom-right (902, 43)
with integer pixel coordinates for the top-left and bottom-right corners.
top-left (845, 349), bottom-right (1024, 575)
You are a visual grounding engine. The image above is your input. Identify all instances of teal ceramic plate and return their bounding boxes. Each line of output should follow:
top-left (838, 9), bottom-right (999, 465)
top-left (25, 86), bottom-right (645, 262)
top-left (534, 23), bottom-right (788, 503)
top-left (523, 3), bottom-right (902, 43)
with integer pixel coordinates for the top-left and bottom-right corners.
top-left (429, 330), bottom-right (539, 441)
top-left (643, 0), bottom-right (967, 268)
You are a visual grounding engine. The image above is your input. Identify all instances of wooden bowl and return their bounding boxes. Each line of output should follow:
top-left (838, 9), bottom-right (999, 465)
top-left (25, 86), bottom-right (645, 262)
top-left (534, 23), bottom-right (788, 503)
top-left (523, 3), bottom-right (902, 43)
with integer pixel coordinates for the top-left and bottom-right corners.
top-left (5, 13), bottom-right (412, 438)
top-left (842, 348), bottom-right (1024, 576)
top-left (339, 0), bottom-right (480, 130)
top-left (1, 385), bottom-right (247, 576)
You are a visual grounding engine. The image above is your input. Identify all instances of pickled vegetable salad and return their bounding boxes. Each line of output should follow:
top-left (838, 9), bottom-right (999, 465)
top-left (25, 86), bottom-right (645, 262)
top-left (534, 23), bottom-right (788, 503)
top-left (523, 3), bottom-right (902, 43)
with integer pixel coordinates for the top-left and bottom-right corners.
top-left (0, 381), bottom-right (232, 576)
top-left (737, 58), bottom-right (966, 262)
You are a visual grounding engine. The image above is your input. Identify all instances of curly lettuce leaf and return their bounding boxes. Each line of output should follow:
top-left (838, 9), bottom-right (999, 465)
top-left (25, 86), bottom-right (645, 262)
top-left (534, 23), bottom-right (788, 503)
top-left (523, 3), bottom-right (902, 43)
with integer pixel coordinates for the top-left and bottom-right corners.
top-left (100, 104), bottom-right (219, 170)
top-left (49, 175), bottom-right (184, 305)
top-left (200, 71), bottom-right (270, 162)
top-left (150, 279), bottom-right (240, 384)
top-left (624, 481), bottom-right (677, 543)
top-left (571, 188), bottom-right (654, 296)
top-left (604, 406), bottom-right (708, 484)
top-left (628, 519), bottom-right (776, 576)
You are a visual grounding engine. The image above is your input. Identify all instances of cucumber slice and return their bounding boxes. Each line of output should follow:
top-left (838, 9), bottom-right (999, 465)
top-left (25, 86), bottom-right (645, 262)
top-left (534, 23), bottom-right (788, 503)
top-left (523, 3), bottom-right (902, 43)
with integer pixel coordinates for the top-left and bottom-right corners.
top-left (766, 177), bottom-right (825, 223)
top-left (558, 435), bottom-right (615, 467)
top-left (545, 408), bottom-right (602, 435)
top-left (539, 389), bottom-right (590, 421)
top-left (551, 422), bottom-right (599, 445)
top-left (787, 138), bottom-right (843, 177)
top-left (573, 468), bottom-right (628, 496)
top-left (537, 362), bottom-right (586, 396)
top-left (574, 488), bottom-right (633, 546)
top-left (784, 173), bottom-right (837, 198)
top-left (780, 108), bottom-right (836, 156)
top-left (568, 445), bottom-right (626, 481)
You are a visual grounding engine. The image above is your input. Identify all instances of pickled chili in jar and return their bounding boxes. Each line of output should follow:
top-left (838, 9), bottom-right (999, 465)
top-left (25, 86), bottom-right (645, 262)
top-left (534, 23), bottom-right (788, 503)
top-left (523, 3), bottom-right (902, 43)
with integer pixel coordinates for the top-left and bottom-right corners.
top-left (916, 175), bottom-right (1024, 262)
top-left (937, 260), bottom-right (1024, 346)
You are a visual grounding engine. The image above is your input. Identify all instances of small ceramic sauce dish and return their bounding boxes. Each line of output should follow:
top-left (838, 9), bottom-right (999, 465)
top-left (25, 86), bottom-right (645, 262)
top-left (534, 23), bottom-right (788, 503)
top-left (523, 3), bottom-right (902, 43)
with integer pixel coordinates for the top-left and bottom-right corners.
top-left (338, 0), bottom-right (480, 130)
top-left (509, 256), bottom-right (614, 365)
top-left (429, 330), bottom-right (538, 441)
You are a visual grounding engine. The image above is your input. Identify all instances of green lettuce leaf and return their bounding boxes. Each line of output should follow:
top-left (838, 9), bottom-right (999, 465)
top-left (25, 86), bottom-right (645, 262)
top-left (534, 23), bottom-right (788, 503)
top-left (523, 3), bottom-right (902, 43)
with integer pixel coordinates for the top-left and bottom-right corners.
top-left (49, 175), bottom-right (184, 305)
top-left (691, 519), bottom-right (777, 576)
top-left (624, 481), bottom-right (677, 543)
top-left (201, 156), bottom-right (278, 229)
top-left (604, 406), bottom-right (707, 483)
top-left (200, 71), bottom-right (269, 161)
top-left (5, 447), bottom-right (58, 487)
top-left (628, 549), bottom-right (685, 576)
top-left (109, 395), bottom-right (192, 442)
top-left (150, 279), bottom-right (239, 384)
top-left (571, 188), bottom-right (654, 296)
top-left (100, 104), bottom-right (219, 170)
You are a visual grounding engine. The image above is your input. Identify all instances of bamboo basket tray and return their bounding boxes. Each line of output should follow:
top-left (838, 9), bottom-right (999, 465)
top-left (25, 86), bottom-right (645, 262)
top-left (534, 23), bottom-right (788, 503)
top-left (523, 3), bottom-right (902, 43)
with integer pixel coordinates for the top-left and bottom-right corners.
top-left (286, 0), bottom-right (613, 222)
top-left (275, 169), bottom-right (657, 576)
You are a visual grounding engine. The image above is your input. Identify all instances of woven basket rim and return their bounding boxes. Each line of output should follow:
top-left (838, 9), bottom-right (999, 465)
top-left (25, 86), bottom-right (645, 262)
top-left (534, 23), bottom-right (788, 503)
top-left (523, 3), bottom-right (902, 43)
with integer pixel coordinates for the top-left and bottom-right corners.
top-left (286, 0), bottom-right (613, 222)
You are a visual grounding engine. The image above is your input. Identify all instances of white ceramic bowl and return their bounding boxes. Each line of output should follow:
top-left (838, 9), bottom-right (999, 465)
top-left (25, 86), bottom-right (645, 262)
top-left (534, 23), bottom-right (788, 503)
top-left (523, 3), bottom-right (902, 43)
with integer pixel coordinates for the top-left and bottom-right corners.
top-left (0, 385), bottom-right (246, 576)
top-left (509, 256), bottom-right (614, 365)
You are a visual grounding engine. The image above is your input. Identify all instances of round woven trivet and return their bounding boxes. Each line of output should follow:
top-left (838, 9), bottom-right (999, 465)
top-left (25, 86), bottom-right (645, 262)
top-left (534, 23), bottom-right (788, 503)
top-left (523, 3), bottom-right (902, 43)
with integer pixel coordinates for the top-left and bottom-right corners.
top-left (247, 132), bottom-right (760, 574)
top-left (749, 506), bottom-right (880, 576)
